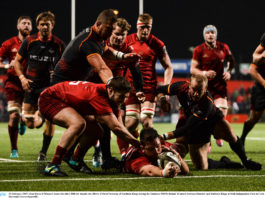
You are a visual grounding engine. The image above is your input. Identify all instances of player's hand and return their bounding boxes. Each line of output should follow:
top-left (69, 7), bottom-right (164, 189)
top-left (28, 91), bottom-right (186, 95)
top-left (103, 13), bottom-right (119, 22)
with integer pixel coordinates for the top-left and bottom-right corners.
top-left (20, 77), bottom-right (33, 92)
top-left (136, 91), bottom-right (145, 103)
top-left (9, 60), bottom-right (15, 69)
top-left (205, 70), bottom-right (216, 79)
top-left (160, 96), bottom-right (171, 113)
top-left (162, 162), bottom-right (180, 178)
top-left (124, 53), bottom-right (141, 62)
top-left (223, 71), bottom-right (231, 81)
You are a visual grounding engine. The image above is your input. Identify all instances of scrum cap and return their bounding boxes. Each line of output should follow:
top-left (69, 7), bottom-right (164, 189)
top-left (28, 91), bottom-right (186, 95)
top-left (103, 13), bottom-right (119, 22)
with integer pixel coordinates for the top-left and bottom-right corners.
top-left (203, 24), bottom-right (217, 40)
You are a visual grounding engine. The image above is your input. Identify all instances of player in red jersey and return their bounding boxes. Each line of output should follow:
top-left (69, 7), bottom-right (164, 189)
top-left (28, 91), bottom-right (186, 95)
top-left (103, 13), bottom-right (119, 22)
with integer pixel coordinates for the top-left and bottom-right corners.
top-left (0, 16), bottom-right (32, 158)
top-left (14, 11), bottom-right (65, 161)
top-left (190, 25), bottom-right (235, 148)
top-left (240, 33), bottom-right (265, 146)
top-left (88, 18), bottom-right (144, 168)
top-left (124, 127), bottom-right (189, 177)
top-left (39, 77), bottom-right (140, 176)
top-left (122, 13), bottom-right (173, 157)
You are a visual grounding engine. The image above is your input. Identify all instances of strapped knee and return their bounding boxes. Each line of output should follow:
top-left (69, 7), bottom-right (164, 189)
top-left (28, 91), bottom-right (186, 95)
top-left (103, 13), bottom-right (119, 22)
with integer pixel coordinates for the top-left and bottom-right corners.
top-left (126, 108), bottom-right (140, 119)
top-left (7, 104), bottom-right (21, 114)
top-left (140, 107), bottom-right (155, 119)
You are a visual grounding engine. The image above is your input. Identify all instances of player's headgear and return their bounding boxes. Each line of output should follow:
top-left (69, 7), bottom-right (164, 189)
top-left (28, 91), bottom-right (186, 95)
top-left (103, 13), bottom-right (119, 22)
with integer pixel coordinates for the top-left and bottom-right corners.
top-left (203, 25), bottom-right (217, 40)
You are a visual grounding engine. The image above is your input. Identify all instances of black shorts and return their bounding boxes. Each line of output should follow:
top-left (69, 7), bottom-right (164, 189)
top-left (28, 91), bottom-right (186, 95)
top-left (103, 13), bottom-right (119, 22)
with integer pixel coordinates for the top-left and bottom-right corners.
top-left (251, 84), bottom-right (265, 111)
top-left (24, 87), bottom-right (47, 106)
top-left (178, 108), bottom-right (224, 145)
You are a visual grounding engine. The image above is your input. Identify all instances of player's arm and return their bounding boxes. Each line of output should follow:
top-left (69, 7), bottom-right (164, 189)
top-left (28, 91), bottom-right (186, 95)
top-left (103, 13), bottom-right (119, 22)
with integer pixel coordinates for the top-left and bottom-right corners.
top-left (252, 44), bottom-right (265, 65)
top-left (139, 163), bottom-right (179, 178)
top-left (0, 43), bottom-right (12, 69)
top-left (162, 115), bottom-right (202, 140)
top-left (127, 62), bottom-right (145, 103)
top-left (159, 53), bottom-right (173, 85)
top-left (103, 46), bottom-right (140, 63)
top-left (86, 53), bottom-right (113, 84)
top-left (97, 113), bottom-right (140, 148)
top-left (249, 63), bottom-right (265, 88)
top-left (14, 54), bottom-right (32, 92)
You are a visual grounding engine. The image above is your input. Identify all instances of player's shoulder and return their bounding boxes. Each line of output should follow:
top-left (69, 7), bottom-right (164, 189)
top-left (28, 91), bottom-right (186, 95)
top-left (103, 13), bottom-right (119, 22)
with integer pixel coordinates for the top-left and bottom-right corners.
top-left (125, 33), bottom-right (137, 44)
top-left (217, 41), bottom-right (230, 49)
top-left (1, 36), bottom-right (17, 46)
top-left (52, 35), bottom-right (64, 45)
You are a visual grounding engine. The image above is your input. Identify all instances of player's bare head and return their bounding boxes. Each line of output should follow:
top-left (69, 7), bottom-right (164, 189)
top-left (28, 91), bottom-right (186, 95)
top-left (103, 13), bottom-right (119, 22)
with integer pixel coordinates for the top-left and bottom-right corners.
top-left (17, 16), bottom-right (32, 37)
top-left (203, 24), bottom-right (217, 42)
top-left (107, 76), bottom-right (131, 94)
top-left (116, 18), bottom-right (131, 32)
top-left (140, 128), bottom-right (159, 146)
top-left (36, 11), bottom-right (55, 26)
top-left (96, 9), bottom-right (118, 25)
top-left (17, 16), bottom-right (32, 25)
top-left (137, 13), bottom-right (152, 41)
top-left (110, 18), bottom-right (131, 47)
top-left (190, 74), bottom-right (208, 101)
top-left (96, 9), bottom-right (118, 40)
top-left (107, 76), bottom-right (131, 106)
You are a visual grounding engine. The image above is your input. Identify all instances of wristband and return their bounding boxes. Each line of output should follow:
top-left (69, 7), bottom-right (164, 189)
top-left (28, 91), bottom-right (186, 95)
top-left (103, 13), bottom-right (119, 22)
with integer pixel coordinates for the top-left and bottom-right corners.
top-left (4, 64), bottom-right (9, 69)
top-left (19, 74), bottom-right (25, 80)
top-left (202, 71), bottom-right (206, 76)
top-left (162, 133), bottom-right (168, 140)
top-left (113, 50), bottom-right (125, 60)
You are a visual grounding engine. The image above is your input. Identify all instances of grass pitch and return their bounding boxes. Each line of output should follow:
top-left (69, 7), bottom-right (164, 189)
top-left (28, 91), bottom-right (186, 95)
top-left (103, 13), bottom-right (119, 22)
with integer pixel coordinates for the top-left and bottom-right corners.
top-left (0, 122), bottom-right (264, 191)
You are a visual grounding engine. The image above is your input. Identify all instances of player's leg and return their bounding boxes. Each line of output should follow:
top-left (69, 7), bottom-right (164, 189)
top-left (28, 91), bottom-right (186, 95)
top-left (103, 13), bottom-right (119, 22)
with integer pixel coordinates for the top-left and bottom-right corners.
top-left (45, 107), bottom-right (87, 176)
top-left (68, 121), bottom-right (103, 173)
top-left (140, 101), bottom-right (155, 129)
top-left (38, 120), bottom-right (55, 161)
top-left (214, 97), bottom-right (228, 147)
top-left (189, 142), bottom-right (210, 170)
top-left (7, 101), bottom-right (21, 158)
top-left (214, 119), bottom-right (262, 170)
top-left (117, 103), bottom-right (140, 157)
top-left (240, 110), bottom-right (263, 146)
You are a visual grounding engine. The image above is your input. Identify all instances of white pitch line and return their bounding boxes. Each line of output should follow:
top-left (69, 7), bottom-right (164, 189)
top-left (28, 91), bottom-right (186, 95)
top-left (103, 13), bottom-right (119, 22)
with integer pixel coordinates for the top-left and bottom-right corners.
top-left (0, 158), bottom-right (24, 162)
top-left (0, 175), bottom-right (265, 183)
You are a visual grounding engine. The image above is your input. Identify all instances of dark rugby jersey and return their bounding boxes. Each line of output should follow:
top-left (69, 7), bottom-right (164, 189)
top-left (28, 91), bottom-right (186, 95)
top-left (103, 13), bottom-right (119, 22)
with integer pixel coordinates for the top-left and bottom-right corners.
top-left (18, 32), bottom-right (65, 88)
top-left (254, 33), bottom-right (265, 86)
top-left (157, 81), bottom-right (224, 139)
top-left (52, 26), bottom-right (106, 82)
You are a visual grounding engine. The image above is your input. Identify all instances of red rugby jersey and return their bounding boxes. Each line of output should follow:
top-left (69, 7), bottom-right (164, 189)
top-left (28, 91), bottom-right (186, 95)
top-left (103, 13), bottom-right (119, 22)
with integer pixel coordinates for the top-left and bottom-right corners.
top-left (192, 41), bottom-right (231, 84)
top-left (43, 81), bottom-right (119, 117)
top-left (0, 36), bottom-right (27, 77)
top-left (125, 33), bottom-right (165, 89)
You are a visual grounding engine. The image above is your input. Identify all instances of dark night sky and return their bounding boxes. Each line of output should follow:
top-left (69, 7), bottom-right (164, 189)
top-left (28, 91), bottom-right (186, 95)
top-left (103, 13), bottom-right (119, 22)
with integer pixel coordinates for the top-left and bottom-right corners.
top-left (1, 0), bottom-right (264, 63)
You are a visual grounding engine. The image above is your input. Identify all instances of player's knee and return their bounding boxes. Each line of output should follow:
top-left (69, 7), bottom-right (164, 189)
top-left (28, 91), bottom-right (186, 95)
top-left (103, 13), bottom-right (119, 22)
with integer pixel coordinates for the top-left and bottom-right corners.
top-left (140, 108), bottom-right (154, 120)
top-left (7, 105), bottom-right (21, 114)
top-left (23, 113), bottom-right (35, 128)
top-left (71, 119), bottom-right (86, 136)
top-left (125, 108), bottom-right (140, 120)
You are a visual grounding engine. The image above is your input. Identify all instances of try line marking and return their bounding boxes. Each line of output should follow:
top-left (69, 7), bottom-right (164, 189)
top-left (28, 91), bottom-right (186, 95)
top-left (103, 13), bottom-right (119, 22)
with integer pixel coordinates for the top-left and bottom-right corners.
top-left (1, 175), bottom-right (265, 183)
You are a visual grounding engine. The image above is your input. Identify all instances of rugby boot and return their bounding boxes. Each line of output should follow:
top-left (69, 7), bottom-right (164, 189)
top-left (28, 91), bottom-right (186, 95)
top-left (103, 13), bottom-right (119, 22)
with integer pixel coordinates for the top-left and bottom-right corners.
top-left (45, 163), bottom-right (68, 176)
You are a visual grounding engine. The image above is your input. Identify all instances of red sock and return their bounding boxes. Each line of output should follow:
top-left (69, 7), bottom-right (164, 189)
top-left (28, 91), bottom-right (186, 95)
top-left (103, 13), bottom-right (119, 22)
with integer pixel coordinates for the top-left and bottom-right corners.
top-left (8, 125), bottom-right (18, 150)
top-left (117, 137), bottom-right (129, 155)
top-left (51, 145), bottom-right (68, 165)
top-left (73, 145), bottom-right (89, 161)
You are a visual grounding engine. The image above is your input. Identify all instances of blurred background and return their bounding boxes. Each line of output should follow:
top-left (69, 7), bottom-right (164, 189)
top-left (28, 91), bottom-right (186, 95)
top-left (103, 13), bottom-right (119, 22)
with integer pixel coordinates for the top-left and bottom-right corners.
top-left (0, 0), bottom-right (264, 123)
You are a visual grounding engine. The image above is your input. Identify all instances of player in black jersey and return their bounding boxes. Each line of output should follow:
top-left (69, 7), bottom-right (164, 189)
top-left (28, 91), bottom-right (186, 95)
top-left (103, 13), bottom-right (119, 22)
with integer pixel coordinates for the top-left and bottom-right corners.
top-left (14, 11), bottom-right (65, 161)
top-left (240, 33), bottom-right (265, 146)
top-left (51, 9), bottom-right (140, 172)
top-left (51, 9), bottom-right (139, 85)
top-left (157, 74), bottom-right (262, 170)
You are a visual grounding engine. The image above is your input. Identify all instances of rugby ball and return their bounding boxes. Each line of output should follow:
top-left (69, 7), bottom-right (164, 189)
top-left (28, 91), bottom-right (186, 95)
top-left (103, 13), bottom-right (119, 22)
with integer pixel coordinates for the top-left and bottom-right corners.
top-left (157, 151), bottom-right (181, 169)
